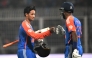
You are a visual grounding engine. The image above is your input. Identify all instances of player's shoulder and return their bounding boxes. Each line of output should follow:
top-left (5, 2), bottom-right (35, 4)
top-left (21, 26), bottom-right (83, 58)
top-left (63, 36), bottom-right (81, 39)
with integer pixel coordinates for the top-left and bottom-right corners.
top-left (21, 20), bottom-right (30, 28)
top-left (67, 16), bottom-right (74, 21)
top-left (69, 16), bottom-right (79, 20)
top-left (22, 20), bottom-right (26, 25)
top-left (73, 16), bottom-right (81, 25)
top-left (66, 16), bottom-right (74, 23)
top-left (73, 16), bottom-right (81, 22)
top-left (73, 16), bottom-right (79, 20)
top-left (70, 16), bottom-right (74, 20)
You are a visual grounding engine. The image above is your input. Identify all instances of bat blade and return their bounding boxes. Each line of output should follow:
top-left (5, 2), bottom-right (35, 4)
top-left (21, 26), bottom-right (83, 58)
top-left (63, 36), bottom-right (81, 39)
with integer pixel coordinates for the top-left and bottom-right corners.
top-left (3, 39), bottom-right (19, 48)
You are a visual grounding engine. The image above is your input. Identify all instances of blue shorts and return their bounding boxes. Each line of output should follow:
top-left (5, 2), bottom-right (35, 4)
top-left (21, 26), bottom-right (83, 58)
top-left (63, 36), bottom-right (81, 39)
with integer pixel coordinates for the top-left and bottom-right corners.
top-left (17, 49), bottom-right (36, 58)
top-left (64, 45), bottom-right (83, 58)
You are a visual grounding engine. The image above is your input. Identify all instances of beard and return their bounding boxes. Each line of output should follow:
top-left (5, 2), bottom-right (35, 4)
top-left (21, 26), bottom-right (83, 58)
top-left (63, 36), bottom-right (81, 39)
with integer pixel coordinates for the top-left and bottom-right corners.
top-left (62, 13), bottom-right (66, 19)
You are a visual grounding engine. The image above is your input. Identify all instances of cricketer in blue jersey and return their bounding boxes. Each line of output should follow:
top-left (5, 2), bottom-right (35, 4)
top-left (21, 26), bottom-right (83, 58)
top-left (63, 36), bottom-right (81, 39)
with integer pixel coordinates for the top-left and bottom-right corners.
top-left (17, 6), bottom-right (55, 58)
top-left (59, 2), bottom-right (83, 58)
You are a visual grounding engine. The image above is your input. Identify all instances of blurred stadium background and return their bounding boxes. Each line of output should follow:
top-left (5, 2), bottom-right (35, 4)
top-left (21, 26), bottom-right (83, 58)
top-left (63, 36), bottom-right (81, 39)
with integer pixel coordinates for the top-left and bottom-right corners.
top-left (0, 0), bottom-right (92, 57)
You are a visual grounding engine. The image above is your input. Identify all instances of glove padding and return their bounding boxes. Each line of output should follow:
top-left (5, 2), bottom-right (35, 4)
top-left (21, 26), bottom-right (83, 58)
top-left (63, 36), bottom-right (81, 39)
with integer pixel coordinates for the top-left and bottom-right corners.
top-left (34, 40), bottom-right (51, 57)
top-left (55, 25), bottom-right (65, 35)
top-left (72, 49), bottom-right (82, 58)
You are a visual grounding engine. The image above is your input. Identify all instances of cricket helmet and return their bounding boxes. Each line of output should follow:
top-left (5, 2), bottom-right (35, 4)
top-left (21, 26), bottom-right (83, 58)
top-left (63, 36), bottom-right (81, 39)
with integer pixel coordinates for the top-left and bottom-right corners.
top-left (59, 2), bottom-right (74, 13)
top-left (34, 42), bottom-right (51, 57)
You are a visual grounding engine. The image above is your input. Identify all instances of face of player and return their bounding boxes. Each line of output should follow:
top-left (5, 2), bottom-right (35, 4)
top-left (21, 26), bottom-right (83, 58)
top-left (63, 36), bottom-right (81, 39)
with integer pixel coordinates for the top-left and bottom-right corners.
top-left (60, 9), bottom-right (66, 19)
top-left (60, 11), bottom-right (66, 19)
top-left (28, 10), bottom-right (36, 21)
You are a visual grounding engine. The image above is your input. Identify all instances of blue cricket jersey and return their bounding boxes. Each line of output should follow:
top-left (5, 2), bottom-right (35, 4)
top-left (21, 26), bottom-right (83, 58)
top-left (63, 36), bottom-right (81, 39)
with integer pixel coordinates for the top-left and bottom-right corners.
top-left (65, 16), bottom-right (82, 46)
top-left (18, 20), bottom-right (51, 50)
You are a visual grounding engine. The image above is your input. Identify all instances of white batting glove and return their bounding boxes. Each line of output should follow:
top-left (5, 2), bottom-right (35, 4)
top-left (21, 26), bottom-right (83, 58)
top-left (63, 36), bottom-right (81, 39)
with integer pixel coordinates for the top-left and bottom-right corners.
top-left (72, 49), bottom-right (82, 58)
top-left (55, 25), bottom-right (65, 35)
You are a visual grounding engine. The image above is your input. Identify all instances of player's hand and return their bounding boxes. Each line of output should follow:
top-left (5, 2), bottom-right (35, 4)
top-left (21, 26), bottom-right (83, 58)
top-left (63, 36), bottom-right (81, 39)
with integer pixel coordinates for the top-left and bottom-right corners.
top-left (49, 25), bottom-right (65, 34)
top-left (72, 49), bottom-right (82, 58)
top-left (49, 27), bottom-right (55, 33)
top-left (55, 25), bottom-right (65, 35)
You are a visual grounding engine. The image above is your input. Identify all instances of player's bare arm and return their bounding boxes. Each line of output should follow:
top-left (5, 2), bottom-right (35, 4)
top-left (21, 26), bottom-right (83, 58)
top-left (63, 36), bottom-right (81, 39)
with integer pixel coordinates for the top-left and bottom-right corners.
top-left (71, 31), bottom-right (77, 42)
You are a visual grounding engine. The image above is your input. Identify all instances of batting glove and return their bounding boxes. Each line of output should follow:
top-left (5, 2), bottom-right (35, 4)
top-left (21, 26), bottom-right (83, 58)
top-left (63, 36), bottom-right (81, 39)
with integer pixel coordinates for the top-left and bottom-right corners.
top-left (72, 49), bottom-right (82, 58)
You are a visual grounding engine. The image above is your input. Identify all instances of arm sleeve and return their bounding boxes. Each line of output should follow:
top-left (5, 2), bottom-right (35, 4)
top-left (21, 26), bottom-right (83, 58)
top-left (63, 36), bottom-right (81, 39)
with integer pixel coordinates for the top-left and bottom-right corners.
top-left (22, 22), bottom-right (51, 39)
top-left (66, 17), bottom-right (76, 32)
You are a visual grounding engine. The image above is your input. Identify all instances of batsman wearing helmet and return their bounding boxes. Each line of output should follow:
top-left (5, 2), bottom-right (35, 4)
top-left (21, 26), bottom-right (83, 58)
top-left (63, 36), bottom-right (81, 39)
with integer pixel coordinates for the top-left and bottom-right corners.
top-left (59, 2), bottom-right (83, 58)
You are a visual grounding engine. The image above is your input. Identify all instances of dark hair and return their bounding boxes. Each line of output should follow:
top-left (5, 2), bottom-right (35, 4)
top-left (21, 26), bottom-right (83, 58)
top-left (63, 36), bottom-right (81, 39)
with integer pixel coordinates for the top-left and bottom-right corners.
top-left (24, 5), bottom-right (36, 16)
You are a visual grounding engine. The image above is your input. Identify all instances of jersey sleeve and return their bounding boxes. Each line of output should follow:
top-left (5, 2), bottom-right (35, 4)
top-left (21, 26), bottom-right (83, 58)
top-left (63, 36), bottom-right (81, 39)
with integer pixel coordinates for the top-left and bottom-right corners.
top-left (66, 16), bottom-right (76, 32)
top-left (22, 21), bottom-right (51, 39)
